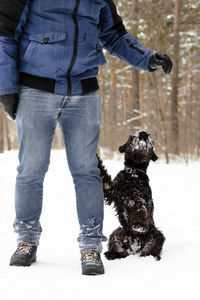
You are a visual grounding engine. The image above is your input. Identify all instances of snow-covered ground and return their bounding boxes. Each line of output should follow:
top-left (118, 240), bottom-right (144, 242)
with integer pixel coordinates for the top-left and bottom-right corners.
top-left (0, 149), bottom-right (199, 300)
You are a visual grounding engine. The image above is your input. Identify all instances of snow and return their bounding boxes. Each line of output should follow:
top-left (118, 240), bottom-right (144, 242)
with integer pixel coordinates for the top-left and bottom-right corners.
top-left (0, 149), bottom-right (200, 300)
top-left (132, 225), bottom-right (146, 233)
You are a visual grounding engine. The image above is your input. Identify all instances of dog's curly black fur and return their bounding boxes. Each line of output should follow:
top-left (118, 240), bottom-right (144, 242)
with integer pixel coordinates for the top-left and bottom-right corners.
top-left (97, 130), bottom-right (165, 261)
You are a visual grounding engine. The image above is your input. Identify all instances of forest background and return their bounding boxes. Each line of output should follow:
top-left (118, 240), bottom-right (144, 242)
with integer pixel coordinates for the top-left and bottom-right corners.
top-left (0, 0), bottom-right (199, 163)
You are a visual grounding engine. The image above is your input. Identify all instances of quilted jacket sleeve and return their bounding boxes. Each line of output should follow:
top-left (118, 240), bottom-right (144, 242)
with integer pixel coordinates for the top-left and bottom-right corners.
top-left (0, 0), bottom-right (29, 96)
top-left (99, 0), bottom-right (154, 71)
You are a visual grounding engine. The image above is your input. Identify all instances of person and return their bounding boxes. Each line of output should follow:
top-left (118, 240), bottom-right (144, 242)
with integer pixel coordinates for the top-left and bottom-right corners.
top-left (0, 0), bottom-right (172, 275)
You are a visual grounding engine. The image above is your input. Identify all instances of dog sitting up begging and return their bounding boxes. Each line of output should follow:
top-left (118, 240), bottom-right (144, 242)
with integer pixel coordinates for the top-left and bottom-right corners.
top-left (97, 130), bottom-right (165, 261)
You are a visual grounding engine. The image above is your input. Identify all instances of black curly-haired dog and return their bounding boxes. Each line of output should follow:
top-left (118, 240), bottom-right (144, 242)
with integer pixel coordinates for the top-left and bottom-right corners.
top-left (97, 130), bottom-right (165, 261)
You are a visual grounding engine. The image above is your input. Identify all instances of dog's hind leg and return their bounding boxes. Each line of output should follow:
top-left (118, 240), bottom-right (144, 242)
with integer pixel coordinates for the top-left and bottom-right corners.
top-left (96, 153), bottom-right (115, 205)
top-left (104, 227), bottom-right (129, 260)
top-left (140, 227), bottom-right (165, 260)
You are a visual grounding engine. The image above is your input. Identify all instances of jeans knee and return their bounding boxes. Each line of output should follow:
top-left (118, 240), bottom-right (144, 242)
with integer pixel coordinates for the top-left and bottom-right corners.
top-left (71, 156), bottom-right (99, 177)
top-left (16, 158), bottom-right (50, 183)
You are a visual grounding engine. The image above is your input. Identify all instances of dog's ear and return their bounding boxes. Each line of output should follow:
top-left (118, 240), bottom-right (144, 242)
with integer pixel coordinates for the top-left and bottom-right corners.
top-left (119, 142), bottom-right (127, 153)
top-left (151, 151), bottom-right (158, 161)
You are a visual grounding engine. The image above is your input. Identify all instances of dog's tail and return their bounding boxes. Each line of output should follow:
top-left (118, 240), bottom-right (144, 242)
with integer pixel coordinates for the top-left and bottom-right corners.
top-left (96, 153), bottom-right (114, 205)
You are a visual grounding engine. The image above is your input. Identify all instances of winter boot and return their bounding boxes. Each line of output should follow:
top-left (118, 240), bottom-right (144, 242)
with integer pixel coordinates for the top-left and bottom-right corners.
top-left (10, 242), bottom-right (37, 266)
top-left (81, 250), bottom-right (105, 275)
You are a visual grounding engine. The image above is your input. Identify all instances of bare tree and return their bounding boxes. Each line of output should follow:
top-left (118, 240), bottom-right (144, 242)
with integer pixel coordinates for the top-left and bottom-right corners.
top-left (130, 0), bottom-right (140, 130)
top-left (170, 0), bottom-right (182, 154)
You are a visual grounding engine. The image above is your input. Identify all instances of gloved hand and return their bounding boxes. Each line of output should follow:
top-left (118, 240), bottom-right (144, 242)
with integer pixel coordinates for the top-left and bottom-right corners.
top-left (0, 93), bottom-right (19, 120)
top-left (149, 52), bottom-right (173, 74)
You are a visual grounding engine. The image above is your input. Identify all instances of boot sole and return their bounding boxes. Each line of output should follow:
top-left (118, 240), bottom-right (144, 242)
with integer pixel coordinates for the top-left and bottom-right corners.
top-left (82, 264), bottom-right (105, 275)
top-left (9, 256), bottom-right (36, 267)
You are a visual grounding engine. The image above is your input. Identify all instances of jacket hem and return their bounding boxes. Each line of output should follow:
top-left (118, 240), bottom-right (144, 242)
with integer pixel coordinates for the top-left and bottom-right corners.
top-left (0, 88), bottom-right (18, 96)
top-left (81, 77), bottom-right (99, 94)
top-left (19, 72), bottom-right (56, 94)
top-left (19, 72), bottom-right (99, 95)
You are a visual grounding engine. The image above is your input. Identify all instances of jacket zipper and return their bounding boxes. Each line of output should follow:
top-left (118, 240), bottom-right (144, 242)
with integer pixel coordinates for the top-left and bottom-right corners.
top-left (125, 38), bottom-right (145, 55)
top-left (67, 0), bottom-right (80, 96)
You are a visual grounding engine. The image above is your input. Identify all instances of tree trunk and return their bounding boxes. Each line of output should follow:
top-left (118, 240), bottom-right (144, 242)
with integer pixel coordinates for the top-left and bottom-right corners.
top-left (170, 0), bottom-right (182, 155)
top-left (131, 0), bottom-right (140, 130)
top-left (109, 56), bottom-right (117, 150)
top-left (4, 116), bottom-right (11, 150)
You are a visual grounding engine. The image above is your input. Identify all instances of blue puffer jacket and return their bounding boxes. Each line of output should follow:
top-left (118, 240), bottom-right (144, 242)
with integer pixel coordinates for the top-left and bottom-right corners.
top-left (0, 0), bottom-right (154, 97)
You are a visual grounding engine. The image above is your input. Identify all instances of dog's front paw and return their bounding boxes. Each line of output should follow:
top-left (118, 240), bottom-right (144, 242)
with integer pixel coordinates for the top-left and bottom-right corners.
top-left (104, 251), bottom-right (117, 260)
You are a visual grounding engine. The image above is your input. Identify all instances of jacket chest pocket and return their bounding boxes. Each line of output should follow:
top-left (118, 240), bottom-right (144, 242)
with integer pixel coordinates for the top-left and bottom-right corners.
top-left (73, 33), bottom-right (106, 74)
top-left (23, 32), bottom-right (67, 76)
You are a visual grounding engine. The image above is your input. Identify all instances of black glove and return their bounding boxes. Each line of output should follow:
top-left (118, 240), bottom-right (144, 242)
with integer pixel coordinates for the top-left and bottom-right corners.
top-left (149, 52), bottom-right (173, 74)
top-left (0, 93), bottom-right (19, 120)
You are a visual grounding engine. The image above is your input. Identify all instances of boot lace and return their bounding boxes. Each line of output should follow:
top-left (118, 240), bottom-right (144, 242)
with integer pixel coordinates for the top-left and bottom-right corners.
top-left (81, 250), bottom-right (100, 264)
top-left (17, 242), bottom-right (33, 255)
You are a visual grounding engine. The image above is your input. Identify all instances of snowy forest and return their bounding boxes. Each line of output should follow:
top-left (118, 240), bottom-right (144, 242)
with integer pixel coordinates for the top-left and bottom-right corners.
top-left (0, 0), bottom-right (200, 163)
top-left (0, 1), bottom-right (200, 296)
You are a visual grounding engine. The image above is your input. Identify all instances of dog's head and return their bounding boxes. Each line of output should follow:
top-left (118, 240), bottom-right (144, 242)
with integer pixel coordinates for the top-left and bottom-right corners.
top-left (119, 131), bottom-right (158, 164)
top-left (121, 196), bottom-right (153, 235)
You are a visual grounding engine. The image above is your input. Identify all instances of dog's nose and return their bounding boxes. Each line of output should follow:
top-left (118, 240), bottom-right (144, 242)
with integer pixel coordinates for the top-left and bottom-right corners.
top-left (139, 131), bottom-right (148, 141)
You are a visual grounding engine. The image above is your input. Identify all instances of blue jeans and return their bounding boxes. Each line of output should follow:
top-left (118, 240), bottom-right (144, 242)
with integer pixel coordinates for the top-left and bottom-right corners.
top-left (14, 85), bottom-right (107, 253)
